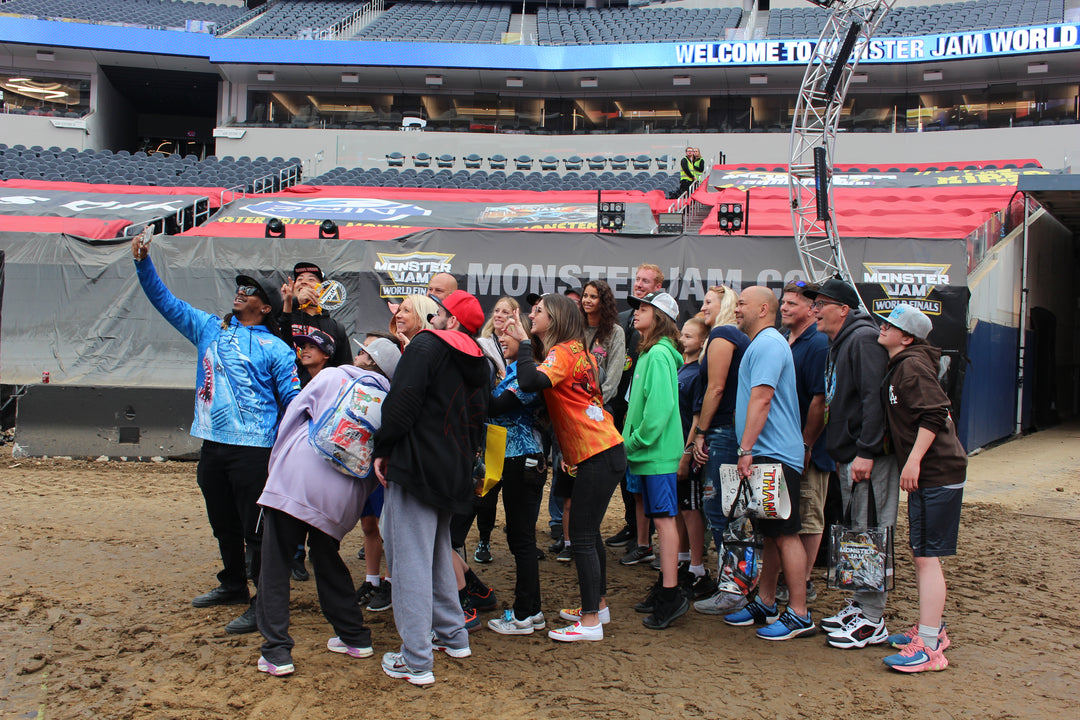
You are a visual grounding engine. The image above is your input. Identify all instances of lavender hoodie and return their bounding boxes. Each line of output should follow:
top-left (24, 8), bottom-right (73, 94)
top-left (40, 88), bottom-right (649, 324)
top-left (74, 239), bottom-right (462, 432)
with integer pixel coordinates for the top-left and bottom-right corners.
top-left (258, 365), bottom-right (389, 541)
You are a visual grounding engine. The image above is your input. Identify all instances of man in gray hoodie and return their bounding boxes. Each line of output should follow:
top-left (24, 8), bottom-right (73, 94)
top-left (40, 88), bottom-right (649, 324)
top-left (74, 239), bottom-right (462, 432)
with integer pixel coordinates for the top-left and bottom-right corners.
top-left (804, 279), bottom-right (899, 651)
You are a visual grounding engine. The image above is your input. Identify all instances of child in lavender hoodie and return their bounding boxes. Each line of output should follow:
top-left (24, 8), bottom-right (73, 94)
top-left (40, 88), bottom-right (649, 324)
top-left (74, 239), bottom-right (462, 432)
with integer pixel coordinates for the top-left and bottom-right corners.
top-left (254, 362), bottom-right (394, 676)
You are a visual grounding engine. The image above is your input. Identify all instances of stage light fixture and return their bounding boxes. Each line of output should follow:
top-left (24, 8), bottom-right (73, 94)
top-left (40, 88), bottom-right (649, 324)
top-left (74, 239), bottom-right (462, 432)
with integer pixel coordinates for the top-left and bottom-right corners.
top-left (319, 219), bottom-right (339, 239)
top-left (813, 146), bottom-right (830, 222)
top-left (717, 202), bottom-right (744, 232)
top-left (265, 217), bottom-right (286, 238)
top-left (597, 198), bottom-right (626, 232)
top-left (823, 21), bottom-right (863, 101)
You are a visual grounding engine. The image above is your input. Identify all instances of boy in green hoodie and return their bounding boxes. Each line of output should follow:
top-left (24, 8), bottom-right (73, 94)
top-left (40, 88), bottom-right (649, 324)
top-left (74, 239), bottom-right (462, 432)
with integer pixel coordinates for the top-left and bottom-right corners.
top-left (623, 291), bottom-right (687, 630)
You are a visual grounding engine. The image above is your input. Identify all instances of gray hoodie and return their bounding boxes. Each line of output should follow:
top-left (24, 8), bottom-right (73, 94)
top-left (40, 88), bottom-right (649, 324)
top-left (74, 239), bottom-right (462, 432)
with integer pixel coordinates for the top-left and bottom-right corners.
top-left (824, 310), bottom-right (888, 464)
top-left (258, 365), bottom-right (388, 541)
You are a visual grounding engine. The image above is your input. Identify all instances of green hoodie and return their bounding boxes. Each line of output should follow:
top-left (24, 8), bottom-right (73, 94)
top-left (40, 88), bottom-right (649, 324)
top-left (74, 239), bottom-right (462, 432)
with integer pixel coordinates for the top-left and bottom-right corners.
top-left (622, 335), bottom-right (684, 475)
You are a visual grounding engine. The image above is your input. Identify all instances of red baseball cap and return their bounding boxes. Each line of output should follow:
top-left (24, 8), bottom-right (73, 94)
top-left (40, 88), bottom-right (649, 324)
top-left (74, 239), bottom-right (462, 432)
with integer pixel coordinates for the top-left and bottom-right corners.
top-left (434, 290), bottom-right (484, 335)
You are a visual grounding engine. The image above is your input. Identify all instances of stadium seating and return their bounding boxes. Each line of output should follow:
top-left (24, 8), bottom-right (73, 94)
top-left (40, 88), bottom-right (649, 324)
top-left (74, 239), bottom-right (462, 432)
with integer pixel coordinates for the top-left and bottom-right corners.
top-left (766, 0), bottom-right (1065, 39)
top-left (228, 0), bottom-right (369, 38)
top-left (354, 3), bottom-right (512, 43)
top-left (0, 0), bottom-right (243, 30)
top-left (536, 6), bottom-right (742, 46)
top-left (0, 148), bottom-right (301, 191)
top-left (306, 164), bottom-right (680, 195)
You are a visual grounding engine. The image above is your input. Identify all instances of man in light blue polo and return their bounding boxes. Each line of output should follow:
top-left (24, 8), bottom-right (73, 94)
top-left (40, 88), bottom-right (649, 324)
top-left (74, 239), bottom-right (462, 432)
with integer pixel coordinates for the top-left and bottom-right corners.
top-left (723, 285), bottom-right (815, 641)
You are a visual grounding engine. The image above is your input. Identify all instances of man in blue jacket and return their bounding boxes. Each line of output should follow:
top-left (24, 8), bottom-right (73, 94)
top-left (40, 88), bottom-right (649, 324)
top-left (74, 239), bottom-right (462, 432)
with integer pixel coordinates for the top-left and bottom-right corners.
top-left (131, 233), bottom-right (299, 635)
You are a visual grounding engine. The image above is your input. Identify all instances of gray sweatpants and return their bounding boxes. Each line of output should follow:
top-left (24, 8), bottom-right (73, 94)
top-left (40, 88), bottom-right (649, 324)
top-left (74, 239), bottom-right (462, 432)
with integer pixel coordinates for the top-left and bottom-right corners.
top-left (382, 481), bottom-right (468, 672)
top-left (837, 455), bottom-right (900, 623)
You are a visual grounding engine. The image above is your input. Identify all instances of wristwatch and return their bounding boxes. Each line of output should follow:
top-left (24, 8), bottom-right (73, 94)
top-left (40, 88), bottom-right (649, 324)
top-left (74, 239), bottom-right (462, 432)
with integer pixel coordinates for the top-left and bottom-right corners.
top-left (736, 446), bottom-right (750, 457)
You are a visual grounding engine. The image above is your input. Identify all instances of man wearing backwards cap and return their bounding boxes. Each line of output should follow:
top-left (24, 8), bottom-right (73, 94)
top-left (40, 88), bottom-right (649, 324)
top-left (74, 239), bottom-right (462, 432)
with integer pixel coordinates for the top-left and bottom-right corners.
top-left (876, 304), bottom-right (965, 673)
top-left (130, 233), bottom-right (299, 636)
top-left (279, 261), bottom-right (352, 387)
top-left (804, 278), bottom-right (899, 650)
top-left (373, 289), bottom-right (489, 685)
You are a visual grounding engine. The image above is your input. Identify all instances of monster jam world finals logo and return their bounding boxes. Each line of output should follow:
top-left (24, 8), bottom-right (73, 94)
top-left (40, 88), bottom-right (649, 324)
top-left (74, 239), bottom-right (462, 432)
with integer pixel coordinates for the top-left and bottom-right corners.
top-left (375, 251), bottom-right (456, 298)
top-left (863, 262), bottom-right (950, 317)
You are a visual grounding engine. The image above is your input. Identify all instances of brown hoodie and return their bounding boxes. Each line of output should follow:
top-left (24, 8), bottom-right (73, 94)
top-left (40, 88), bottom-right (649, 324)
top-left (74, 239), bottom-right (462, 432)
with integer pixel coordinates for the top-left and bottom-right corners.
top-left (881, 342), bottom-right (967, 489)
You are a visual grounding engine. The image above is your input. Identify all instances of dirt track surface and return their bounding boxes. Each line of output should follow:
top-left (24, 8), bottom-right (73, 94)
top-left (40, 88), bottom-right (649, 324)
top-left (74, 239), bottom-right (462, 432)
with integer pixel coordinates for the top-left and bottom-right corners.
top-left (2, 427), bottom-right (1079, 720)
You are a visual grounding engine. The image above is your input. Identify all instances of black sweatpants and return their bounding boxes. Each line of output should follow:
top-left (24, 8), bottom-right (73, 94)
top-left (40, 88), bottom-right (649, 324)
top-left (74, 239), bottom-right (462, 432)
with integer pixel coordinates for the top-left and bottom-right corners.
top-left (256, 508), bottom-right (371, 665)
top-left (196, 440), bottom-right (272, 592)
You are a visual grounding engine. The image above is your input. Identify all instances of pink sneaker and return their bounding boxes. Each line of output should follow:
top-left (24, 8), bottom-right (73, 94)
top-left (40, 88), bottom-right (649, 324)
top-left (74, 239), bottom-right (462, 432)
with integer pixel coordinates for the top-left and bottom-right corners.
top-left (886, 623), bottom-right (950, 651)
top-left (327, 636), bottom-right (373, 659)
top-left (883, 636), bottom-right (949, 673)
top-left (257, 656), bottom-right (295, 677)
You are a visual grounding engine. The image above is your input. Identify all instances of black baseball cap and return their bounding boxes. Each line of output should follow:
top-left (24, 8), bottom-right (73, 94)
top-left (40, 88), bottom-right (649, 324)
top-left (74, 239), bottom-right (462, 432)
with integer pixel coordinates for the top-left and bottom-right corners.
top-left (804, 278), bottom-right (861, 308)
top-left (293, 328), bottom-right (335, 356)
top-left (236, 273), bottom-right (284, 316)
top-left (293, 262), bottom-right (324, 282)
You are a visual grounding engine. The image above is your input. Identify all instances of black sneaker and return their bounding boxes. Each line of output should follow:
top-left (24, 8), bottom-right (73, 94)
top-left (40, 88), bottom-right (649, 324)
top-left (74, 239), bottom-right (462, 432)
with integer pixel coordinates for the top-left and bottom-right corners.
top-left (466, 577), bottom-right (499, 612)
top-left (605, 525), bottom-right (635, 548)
top-left (642, 587), bottom-right (690, 630)
top-left (689, 572), bottom-right (718, 600)
top-left (556, 544), bottom-right (574, 563)
top-left (634, 574), bottom-right (663, 614)
top-left (225, 602), bottom-right (258, 634)
top-left (474, 539), bottom-right (492, 564)
top-left (620, 545), bottom-right (655, 566)
top-left (366, 580), bottom-right (392, 612)
top-left (548, 538), bottom-right (565, 554)
top-left (192, 586), bottom-right (249, 608)
top-left (356, 545), bottom-right (366, 561)
top-left (355, 580), bottom-right (378, 607)
top-left (290, 558), bottom-right (310, 582)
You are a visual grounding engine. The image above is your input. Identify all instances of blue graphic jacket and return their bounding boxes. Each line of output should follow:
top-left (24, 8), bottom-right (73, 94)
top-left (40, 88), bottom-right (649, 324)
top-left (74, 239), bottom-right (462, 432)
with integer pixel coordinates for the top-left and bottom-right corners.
top-left (135, 257), bottom-right (299, 447)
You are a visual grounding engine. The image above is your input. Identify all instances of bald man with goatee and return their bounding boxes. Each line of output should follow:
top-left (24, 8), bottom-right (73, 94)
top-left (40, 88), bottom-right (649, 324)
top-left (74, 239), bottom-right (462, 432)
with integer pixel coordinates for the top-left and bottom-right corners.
top-left (722, 286), bottom-right (816, 641)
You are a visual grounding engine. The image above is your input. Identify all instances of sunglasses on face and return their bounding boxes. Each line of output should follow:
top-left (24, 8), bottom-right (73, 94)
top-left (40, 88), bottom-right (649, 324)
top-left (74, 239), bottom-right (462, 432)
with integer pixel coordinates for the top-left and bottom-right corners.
top-left (237, 285), bottom-right (260, 297)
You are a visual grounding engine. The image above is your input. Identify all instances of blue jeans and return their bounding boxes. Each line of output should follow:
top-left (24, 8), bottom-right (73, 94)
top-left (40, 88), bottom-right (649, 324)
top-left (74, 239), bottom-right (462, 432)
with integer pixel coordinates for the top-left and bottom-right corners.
top-left (701, 425), bottom-right (738, 552)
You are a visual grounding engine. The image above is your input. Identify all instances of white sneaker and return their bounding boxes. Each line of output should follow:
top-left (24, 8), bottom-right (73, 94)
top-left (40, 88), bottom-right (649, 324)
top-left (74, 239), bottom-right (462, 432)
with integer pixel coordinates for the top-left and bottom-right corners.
top-left (548, 621), bottom-right (604, 642)
top-left (326, 636), bottom-right (373, 659)
top-left (487, 609), bottom-right (546, 635)
top-left (826, 615), bottom-right (889, 649)
top-left (558, 606), bottom-right (611, 624)
top-left (430, 632), bottom-right (472, 658)
top-left (821, 599), bottom-right (862, 633)
top-left (381, 651), bottom-right (435, 686)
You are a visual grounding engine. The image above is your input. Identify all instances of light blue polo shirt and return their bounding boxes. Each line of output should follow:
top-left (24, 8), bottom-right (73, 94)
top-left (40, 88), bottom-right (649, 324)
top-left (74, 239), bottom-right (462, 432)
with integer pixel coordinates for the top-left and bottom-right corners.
top-left (735, 327), bottom-right (804, 472)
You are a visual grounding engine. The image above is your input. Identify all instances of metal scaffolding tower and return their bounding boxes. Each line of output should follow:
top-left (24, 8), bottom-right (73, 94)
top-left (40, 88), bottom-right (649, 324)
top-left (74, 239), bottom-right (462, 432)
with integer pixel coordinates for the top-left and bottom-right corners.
top-left (788, 0), bottom-right (896, 286)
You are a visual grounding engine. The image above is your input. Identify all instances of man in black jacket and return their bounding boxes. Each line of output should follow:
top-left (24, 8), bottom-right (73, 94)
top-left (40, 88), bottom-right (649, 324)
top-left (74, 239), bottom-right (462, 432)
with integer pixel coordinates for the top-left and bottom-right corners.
top-left (278, 261), bottom-right (352, 386)
top-left (373, 290), bottom-right (488, 686)
top-left (805, 279), bottom-right (899, 650)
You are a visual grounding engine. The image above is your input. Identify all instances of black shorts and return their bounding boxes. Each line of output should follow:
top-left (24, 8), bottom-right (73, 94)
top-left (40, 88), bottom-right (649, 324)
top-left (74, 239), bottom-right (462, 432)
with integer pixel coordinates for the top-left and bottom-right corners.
top-left (552, 463), bottom-right (574, 499)
top-left (908, 485), bottom-right (963, 557)
top-left (752, 458), bottom-right (802, 539)
top-left (677, 465), bottom-right (703, 512)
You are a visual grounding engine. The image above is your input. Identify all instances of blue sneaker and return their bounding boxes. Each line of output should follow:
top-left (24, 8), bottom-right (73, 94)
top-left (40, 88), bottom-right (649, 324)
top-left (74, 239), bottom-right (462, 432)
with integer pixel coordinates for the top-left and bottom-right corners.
top-left (883, 636), bottom-right (949, 673)
top-left (756, 608), bottom-right (816, 640)
top-left (723, 596), bottom-right (779, 627)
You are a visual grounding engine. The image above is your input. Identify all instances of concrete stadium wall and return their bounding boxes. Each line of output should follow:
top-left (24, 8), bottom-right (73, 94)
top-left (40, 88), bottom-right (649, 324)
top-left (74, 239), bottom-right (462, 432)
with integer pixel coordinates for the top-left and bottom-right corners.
top-left (214, 124), bottom-right (1080, 176)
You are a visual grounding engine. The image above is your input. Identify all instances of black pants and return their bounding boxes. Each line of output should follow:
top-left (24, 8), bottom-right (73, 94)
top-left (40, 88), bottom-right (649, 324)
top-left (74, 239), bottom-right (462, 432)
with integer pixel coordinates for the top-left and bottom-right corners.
top-left (450, 481), bottom-right (503, 548)
top-left (257, 508), bottom-right (371, 665)
top-left (196, 440), bottom-right (271, 592)
top-left (500, 456), bottom-right (546, 618)
top-left (568, 444), bottom-right (626, 613)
